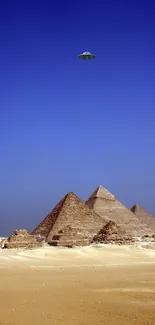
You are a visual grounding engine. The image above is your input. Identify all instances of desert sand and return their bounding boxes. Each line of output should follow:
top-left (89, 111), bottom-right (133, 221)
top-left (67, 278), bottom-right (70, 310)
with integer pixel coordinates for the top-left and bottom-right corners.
top-left (0, 243), bottom-right (155, 325)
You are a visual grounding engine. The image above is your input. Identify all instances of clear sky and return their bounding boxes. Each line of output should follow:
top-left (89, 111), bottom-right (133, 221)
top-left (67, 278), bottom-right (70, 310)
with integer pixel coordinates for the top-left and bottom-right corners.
top-left (0, 0), bottom-right (155, 236)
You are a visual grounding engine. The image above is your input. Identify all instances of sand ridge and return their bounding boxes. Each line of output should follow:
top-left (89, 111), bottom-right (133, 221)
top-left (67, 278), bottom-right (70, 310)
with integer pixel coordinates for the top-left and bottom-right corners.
top-left (0, 244), bottom-right (155, 325)
top-left (1, 243), bottom-right (155, 269)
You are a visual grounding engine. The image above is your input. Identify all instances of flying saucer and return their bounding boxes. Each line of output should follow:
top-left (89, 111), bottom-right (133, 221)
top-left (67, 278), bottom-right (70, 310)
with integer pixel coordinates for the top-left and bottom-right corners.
top-left (78, 51), bottom-right (96, 60)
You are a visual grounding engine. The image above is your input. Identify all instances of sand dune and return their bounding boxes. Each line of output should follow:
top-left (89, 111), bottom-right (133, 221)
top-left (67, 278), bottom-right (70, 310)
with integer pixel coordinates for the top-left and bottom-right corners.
top-left (0, 242), bottom-right (155, 269)
top-left (0, 244), bottom-right (155, 325)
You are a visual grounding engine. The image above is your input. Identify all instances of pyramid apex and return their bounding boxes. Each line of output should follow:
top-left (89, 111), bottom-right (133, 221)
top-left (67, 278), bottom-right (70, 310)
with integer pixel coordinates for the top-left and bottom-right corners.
top-left (65, 191), bottom-right (76, 197)
top-left (131, 204), bottom-right (142, 213)
top-left (87, 185), bottom-right (115, 202)
top-left (64, 192), bottom-right (81, 201)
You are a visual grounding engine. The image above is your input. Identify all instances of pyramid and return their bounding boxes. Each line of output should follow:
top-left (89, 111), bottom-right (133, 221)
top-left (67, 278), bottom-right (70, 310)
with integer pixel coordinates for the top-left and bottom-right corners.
top-left (1, 229), bottom-right (44, 249)
top-left (32, 192), bottom-right (109, 247)
top-left (131, 204), bottom-right (155, 232)
top-left (93, 220), bottom-right (134, 245)
top-left (86, 185), bottom-right (153, 237)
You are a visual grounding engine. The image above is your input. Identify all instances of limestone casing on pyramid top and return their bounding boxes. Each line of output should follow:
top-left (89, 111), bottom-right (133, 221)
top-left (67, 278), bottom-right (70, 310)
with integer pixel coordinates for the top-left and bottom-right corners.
top-left (87, 185), bottom-right (116, 202)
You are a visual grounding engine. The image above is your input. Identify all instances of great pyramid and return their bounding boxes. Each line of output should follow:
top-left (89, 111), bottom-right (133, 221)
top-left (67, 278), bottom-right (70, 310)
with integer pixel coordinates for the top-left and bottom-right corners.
top-left (86, 185), bottom-right (153, 237)
top-left (131, 204), bottom-right (155, 232)
top-left (32, 192), bottom-right (109, 247)
top-left (92, 220), bottom-right (134, 245)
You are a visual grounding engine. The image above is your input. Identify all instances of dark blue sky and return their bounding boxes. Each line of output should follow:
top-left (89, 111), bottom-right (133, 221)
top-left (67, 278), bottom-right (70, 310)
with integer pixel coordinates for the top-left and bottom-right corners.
top-left (0, 0), bottom-right (155, 235)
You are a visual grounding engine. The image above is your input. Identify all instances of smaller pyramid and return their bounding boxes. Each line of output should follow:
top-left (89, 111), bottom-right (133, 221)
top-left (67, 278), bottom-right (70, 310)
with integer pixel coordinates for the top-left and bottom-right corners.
top-left (1, 229), bottom-right (43, 249)
top-left (131, 204), bottom-right (155, 232)
top-left (92, 220), bottom-right (134, 245)
top-left (32, 192), bottom-right (109, 247)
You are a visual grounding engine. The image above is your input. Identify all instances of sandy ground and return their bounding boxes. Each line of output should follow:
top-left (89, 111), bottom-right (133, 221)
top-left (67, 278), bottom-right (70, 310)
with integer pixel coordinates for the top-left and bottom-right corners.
top-left (0, 243), bottom-right (155, 325)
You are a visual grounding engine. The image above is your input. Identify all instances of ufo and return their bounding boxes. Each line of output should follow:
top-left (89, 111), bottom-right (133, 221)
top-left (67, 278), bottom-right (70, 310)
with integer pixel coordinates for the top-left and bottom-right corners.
top-left (78, 51), bottom-right (96, 60)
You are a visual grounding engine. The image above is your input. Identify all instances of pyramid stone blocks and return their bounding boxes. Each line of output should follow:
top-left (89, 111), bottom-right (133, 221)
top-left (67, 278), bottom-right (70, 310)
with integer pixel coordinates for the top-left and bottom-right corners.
top-left (86, 186), bottom-right (153, 237)
top-left (32, 192), bottom-right (109, 247)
